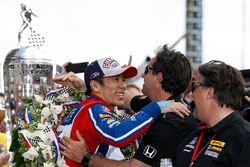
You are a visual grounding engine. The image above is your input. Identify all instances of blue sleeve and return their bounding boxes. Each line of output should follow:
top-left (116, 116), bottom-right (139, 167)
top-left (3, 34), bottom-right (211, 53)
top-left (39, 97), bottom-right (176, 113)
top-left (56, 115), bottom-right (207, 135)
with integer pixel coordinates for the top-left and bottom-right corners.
top-left (88, 102), bottom-right (161, 147)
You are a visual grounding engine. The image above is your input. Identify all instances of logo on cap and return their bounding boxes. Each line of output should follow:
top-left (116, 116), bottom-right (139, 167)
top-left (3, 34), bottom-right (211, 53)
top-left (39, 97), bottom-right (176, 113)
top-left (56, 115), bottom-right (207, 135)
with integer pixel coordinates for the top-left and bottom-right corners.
top-left (102, 58), bottom-right (119, 68)
top-left (90, 72), bottom-right (101, 80)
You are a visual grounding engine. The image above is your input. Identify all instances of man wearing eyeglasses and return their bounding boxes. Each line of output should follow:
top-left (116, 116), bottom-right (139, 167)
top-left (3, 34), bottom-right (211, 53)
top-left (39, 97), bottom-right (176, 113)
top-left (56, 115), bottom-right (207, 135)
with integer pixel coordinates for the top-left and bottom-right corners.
top-left (56, 45), bottom-right (198, 167)
top-left (176, 61), bottom-right (250, 167)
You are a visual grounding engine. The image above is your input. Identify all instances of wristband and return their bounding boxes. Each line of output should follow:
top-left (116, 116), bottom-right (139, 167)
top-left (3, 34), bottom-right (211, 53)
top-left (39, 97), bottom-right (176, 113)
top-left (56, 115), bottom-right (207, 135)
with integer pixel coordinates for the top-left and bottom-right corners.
top-left (81, 152), bottom-right (92, 167)
top-left (157, 101), bottom-right (172, 109)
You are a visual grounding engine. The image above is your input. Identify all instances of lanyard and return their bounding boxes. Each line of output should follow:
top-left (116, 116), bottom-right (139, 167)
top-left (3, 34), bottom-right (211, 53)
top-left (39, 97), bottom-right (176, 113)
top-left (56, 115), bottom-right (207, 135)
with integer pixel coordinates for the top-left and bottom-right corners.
top-left (189, 126), bottom-right (216, 166)
top-left (191, 131), bottom-right (204, 162)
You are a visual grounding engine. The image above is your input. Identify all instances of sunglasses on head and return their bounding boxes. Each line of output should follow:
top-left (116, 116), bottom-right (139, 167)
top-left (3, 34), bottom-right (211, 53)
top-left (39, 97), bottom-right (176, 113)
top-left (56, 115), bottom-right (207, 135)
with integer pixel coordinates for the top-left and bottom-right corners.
top-left (191, 82), bottom-right (207, 92)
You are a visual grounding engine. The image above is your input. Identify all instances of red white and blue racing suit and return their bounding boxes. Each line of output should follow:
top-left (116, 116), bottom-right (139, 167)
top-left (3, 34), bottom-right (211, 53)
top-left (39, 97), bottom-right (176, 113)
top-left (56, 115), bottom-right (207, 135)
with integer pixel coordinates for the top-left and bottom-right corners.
top-left (57, 93), bottom-right (161, 166)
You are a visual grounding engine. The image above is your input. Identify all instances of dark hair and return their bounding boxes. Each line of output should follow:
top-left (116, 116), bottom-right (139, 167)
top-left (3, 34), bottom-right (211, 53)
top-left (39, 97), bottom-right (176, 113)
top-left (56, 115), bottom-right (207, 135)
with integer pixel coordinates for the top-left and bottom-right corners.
top-left (85, 78), bottom-right (104, 96)
top-left (198, 60), bottom-right (245, 110)
top-left (152, 44), bottom-right (192, 96)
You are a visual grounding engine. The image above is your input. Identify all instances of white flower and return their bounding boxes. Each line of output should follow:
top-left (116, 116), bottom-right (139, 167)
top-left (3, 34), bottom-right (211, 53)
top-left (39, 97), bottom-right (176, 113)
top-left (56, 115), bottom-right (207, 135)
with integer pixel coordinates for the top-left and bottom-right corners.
top-left (41, 105), bottom-right (62, 126)
top-left (12, 87), bottom-right (83, 166)
top-left (57, 158), bottom-right (69, 167)
top-left (22, 147), bottom-right (38, 161)
top-left (41, 107), bottom-right (51, 125)
top-left (43, 162), bottom-right (55, 167)
top-left (41, 107), bottom-right (51, 117)
top-left (34, 94), bottom-right (44, 103)
top-left (41, 145), bottom-right (53, 160)
top-left (34, 94), bottom-right (52, 104)
top-left (50, 104), bottom-right (62, 115)
top-left (49, 104), bottom-right (63, 125)
top-left (44, 135), bottom-right (53, 145)
top-left (38, 142), bottom-right (47, 149)
top-left (37, 123), bottom-right (47, 129)
top-left (55, 93), bottom-right (71, 102)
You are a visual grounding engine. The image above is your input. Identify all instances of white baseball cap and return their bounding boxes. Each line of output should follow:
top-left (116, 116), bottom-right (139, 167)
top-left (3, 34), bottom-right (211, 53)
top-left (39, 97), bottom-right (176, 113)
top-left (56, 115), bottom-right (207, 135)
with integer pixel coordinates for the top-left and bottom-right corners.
top-left (84, 57), bottom-right (137, 85)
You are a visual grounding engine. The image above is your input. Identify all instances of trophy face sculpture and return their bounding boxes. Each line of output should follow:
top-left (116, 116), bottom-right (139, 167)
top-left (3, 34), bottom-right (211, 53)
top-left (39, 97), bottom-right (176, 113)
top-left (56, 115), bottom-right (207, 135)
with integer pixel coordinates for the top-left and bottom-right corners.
top-left (3, 3), bottom-right (63, 153)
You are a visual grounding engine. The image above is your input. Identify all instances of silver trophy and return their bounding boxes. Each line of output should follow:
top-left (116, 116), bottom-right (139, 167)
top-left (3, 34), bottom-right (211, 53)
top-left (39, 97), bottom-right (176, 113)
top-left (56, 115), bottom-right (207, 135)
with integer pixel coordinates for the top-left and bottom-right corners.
top-left (2, 3), bottom-right (63, 166)
top-left (3, 47), bottom-right (63, 156)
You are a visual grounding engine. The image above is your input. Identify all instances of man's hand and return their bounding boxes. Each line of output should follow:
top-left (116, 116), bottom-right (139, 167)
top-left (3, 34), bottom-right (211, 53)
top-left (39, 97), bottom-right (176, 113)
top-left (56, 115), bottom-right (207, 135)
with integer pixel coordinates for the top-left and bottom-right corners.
top-left (63, 62), bottom-right (72, 73)
top-left (245, 87), bottom-right (250, 102)
top-left (245, 96), bottom-right (250, 103)
top-left (122, 55), bottom-right (132, 67)
top-left (158, 101), bottom-right (190, 118)
top-left (52, 72), bottom-right (85, 91)
top-left (60, 130), bottom-right (89, 163)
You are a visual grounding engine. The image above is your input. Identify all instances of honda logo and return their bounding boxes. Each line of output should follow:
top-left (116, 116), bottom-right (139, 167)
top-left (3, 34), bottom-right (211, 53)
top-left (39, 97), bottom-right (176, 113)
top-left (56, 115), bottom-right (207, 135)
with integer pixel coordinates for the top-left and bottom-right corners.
top-left (143, 145), bottom-right (157, 158)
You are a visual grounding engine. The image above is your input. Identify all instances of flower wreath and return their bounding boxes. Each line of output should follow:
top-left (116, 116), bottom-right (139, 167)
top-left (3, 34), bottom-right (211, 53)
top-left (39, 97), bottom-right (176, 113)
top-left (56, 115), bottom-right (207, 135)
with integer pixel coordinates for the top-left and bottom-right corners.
top-left (10, 86), bottom-right (84, 167)
top-left (10, 86), bottom-right (136, 167)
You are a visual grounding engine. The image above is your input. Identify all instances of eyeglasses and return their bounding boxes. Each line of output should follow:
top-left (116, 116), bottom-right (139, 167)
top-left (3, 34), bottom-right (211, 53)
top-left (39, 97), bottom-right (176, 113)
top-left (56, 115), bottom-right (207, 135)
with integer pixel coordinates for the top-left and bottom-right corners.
top-left (191, 82), bottom-right (207, 92)
top-left (144, 66), bottom-right (154, 74)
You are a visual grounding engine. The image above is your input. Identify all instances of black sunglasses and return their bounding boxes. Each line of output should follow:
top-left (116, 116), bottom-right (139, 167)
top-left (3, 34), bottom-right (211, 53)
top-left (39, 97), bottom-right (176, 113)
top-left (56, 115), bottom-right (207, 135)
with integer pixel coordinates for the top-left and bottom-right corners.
top-left (191, 82), bottom-right (207, 92)
top-left (144, 66), bottom-right (154, 74)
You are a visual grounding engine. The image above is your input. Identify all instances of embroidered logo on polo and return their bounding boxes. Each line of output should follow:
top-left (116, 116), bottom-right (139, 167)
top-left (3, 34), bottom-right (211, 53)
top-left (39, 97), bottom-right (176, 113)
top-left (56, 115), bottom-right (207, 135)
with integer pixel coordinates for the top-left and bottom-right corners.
top-left (190, 137), bottom-right (198, 145)
top-left (183, 137), bottom-right (198, 153)
top-left (99, 113), bottom-right (111, 118)
top-left (207, 145), bottom-right (222, 152)
top-left (99, 107), bottom-right (117, 125)
top-left (210, 140), bottom-right (225, 147)
top-left (99, 113), bottom-right (116, 125)
top-left (143, 145), bottom-right (157, 158)
top-left (204, 150), bottom-right (219, 158)
top-left (204, 140), bottom-right (226, 158)
top-left (183, 144), bottom-right (195, 153)
top-left (108, 121), bottom-right (120, 128)
top-left (106, 118), bottom-right (115, 124)
top-left (130, 115), bottom-right (137, 121)
top-left (102, 106), bottom-right (110, 112)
